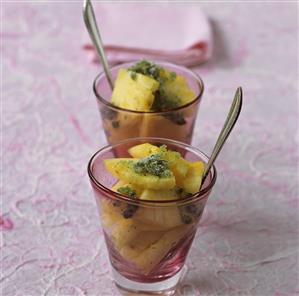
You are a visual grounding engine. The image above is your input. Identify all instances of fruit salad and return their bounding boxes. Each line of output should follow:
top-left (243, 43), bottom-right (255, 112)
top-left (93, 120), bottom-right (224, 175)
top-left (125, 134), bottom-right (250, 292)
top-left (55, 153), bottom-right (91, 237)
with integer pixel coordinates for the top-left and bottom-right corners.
top-left (100, 143), bottom-right (206, 279)
top-left (100, 61), bottom-right (201, 144)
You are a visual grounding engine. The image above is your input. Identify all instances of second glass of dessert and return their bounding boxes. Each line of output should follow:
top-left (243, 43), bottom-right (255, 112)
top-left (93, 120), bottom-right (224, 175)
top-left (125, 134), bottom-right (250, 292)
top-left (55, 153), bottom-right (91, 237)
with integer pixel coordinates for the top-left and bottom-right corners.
top-left (88, 137), bottom-right (216, 295)
top-left (93, 60), bottom-right (204, 145)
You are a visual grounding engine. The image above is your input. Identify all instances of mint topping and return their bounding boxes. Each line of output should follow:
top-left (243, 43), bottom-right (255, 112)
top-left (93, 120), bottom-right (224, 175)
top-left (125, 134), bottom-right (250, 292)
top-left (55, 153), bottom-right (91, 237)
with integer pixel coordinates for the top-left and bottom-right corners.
top-left (151, 90), bottom-right (181, 111)
top-left (133, 154), bottom-right (171, 178)
top-left (128, 60), bottom-right (162, 80)
top-left (170, 72), bottom-right (177, 80)
top-left (129, 71), bottom-right (137, 80)
top-left (117, 186), bottom-right (136, 199)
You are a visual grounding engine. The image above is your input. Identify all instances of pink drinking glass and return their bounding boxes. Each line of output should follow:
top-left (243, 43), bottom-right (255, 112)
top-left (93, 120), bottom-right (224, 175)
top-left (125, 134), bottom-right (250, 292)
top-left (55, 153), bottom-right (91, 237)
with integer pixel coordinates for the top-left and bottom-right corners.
top-left (87, 137), bottom-right (217, 295)
top-left (93, 62), bottom-right (204, 145)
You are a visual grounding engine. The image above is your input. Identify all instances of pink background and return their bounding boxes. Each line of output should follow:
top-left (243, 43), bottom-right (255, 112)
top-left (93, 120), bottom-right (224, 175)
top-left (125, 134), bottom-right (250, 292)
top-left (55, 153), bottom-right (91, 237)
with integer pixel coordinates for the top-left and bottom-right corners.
top-left (2, 2), bottom-right (298, 296)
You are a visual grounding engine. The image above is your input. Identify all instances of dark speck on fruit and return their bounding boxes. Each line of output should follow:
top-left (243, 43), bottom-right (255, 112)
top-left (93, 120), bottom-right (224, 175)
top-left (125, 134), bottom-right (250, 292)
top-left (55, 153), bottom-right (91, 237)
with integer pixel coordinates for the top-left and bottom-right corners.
top-left (112, 121), bottom-right (120, 128)
top-left (185, 204), bottom-right (198, 214)
top-left (123, 204), bottom-right (138, 218)
top-left (181, 214), bottom-right (193, 224)
top-left (112, 200), bottom-right (121, 207)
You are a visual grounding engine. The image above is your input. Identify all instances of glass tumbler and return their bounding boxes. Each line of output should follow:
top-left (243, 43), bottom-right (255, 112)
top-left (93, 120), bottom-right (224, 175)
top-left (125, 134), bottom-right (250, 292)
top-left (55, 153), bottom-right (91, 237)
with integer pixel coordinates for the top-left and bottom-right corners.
top-left (87, 137), bottom-right (216, 295)
top-left (93, 62), bottom-right (204, 145)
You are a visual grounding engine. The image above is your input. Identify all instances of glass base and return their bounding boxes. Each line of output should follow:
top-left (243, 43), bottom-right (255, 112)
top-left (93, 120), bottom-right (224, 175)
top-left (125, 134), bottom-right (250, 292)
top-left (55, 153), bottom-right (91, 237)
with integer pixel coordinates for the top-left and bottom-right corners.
top-left (112, 266), bottom-right (186, 295)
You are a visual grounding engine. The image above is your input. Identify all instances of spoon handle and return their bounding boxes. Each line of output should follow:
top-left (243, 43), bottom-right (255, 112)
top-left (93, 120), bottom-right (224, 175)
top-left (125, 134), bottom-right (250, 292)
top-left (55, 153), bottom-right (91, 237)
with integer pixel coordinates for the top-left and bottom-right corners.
top-left (202, 87), bottom-right (243, 182)
top-left (83, 0), bottom-right (114, 89)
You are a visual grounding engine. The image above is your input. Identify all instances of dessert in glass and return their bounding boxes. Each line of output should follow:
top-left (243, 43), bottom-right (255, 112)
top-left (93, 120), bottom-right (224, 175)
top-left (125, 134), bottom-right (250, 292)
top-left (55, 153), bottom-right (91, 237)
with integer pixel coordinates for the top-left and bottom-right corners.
top-left (88, 137), bottom-right (216, 295)
top-left (93, 60), bottom-right (204, 145)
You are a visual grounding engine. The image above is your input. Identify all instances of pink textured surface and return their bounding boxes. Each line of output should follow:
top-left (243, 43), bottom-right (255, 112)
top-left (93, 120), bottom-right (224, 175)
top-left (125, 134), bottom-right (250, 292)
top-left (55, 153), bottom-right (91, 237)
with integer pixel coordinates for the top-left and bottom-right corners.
top-left (2, 2), bottom-right (298, 296)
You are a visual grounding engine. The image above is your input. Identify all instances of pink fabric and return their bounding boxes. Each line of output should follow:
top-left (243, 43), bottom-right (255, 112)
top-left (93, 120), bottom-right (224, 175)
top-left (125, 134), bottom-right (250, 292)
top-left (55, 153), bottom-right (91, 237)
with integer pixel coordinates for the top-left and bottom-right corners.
top-left (83, 3), bottom-right (212, 66)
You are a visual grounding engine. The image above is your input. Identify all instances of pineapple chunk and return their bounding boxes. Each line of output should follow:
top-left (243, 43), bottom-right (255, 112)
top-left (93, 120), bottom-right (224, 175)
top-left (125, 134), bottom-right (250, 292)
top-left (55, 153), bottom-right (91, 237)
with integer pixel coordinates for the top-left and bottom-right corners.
top-left (111, 180), bottom-right (142, 197)
top-left (162, 72), bottom-right (196, 106)
top-left (111, 69), bottom-right (159, 111)
top-left (128, 143), bottom-right (160, 158)
top-left (100, 181), bottom-right (139, 229)
top-left (119, 231), bottom-right (163, 261)
top-left (110, 218), bottom-right (141, 250)
top-left (111, 180), bottom-right (128, 192)
top-left (100, 199), bottom-right (122, 229)
top-left (139, 189), bottom-right (178, 201)
top-left (182, 161), bottom-right (205, 194)
top-left (131, 225), bottom-right (190, 274)
top-left (109, 216), bottom-right (168, 251)
top-left (161, 150), bottom-right (190, 185)
top-left (135, 190), bottom-right (182, 229)
top-left (100, 197), bottom-right (137, 230)
top-left (100, 191), bottom-right (167, 232)
top-left (135, 206), bottom-right (182, 229)
top-left (104, 158), bottom-right (175, 190)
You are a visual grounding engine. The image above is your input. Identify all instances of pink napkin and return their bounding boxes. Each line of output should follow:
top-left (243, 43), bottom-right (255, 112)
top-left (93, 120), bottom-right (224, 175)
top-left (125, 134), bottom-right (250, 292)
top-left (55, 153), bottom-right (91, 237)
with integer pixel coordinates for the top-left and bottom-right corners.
top-left (83, 3), bottom-right (213, 67)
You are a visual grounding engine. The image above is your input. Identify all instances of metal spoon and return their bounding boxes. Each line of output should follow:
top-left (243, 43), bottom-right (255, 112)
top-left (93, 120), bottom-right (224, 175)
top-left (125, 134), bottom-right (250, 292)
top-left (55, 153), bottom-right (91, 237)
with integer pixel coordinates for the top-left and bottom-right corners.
top-left (201, 87), bottom-right (243, 186)
top-left (83, 0), bottom-right (114, 90)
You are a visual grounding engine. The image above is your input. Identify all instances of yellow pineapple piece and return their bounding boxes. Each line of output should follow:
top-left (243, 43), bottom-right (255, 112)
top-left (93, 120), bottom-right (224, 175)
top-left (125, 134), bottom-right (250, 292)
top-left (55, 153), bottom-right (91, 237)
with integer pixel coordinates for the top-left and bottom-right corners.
top-left (182, 161), bottom-right (205, 194)
top-left (128, 143), bottom-right (160, 158)
top-left (104, 158), bottom-right (175, 190)
top-left (119, 231), bottom-right (163, 261)
top-left (110, 218), bottom-right (141, 250)
top-left (161, 150), bottom-right (190, 185)
top-left (111, 180), bottom-right (128, 192)
top-left (138, 221), bottom-right (171, 232)
top-left (100, 180), bottom-right (138, 230)
top-left (99, 195), bottom-right (126, 228)
top-left (99, 201), bottom-right (119, 229)
top-left (172, 163), bottom-right (190, 186)
top-left (135, 189), bottom-right (182, 229)
top-left (109, 214), bottom-right (169, 251)
top-left (111, 180), bottom-right (142, 197)
top-left (100, 194), bottom-right (166, 233)
top-left (139, 189), bottom-right (178, 201)
top-left (162, 71), bottom-right (196, 106)
top-left (119, 246), bottom-right (139, 262)
top-left (131, 225), bottom-right (190, 274)
top-left (102, 199), bottom-right (167, 236)
top-left (111, 69), bottom-right (159, 111)
top-left (135, 206), bottom-right (182, 229)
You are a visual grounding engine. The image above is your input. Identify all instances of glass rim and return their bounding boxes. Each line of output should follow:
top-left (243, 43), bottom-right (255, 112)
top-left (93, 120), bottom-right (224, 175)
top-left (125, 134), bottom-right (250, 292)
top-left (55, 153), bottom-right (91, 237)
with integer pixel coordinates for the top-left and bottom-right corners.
top-left (93, 60), bottom-right (205, 115)
top-left (87, 137), bottom-right (217, 206)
